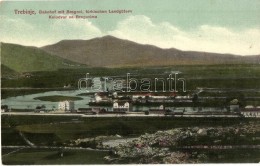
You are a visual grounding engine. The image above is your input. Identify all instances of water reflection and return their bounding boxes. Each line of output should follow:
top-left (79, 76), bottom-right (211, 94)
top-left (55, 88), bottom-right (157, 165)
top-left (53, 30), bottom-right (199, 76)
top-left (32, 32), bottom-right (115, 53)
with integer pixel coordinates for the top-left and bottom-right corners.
top-left (1, 90), bottom-right (91, 110)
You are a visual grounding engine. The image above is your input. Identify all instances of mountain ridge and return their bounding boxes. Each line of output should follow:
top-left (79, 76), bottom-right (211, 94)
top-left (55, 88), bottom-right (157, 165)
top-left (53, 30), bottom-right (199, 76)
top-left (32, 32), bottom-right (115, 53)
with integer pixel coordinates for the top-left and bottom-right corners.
top-left (41, 35), bottom-right (260, 67)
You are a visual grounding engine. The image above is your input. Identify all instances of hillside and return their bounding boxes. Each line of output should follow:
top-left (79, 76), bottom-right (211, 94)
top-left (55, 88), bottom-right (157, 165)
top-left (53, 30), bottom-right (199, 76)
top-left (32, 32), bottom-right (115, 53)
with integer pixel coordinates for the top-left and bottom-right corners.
top-left (1, 65), bottom-right (19, 78)
top-left (42, 35), bottom-right (260, 67)
top-left (1, 43), bottom-right (85, 73)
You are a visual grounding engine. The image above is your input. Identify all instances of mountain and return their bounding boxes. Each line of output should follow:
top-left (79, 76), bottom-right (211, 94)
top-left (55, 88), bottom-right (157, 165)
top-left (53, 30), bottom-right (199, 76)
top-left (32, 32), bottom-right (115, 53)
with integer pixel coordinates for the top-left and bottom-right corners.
top-left (1, 43), bottom-right (85, 73)
top-left (42, 35), bottom-right (260, 67)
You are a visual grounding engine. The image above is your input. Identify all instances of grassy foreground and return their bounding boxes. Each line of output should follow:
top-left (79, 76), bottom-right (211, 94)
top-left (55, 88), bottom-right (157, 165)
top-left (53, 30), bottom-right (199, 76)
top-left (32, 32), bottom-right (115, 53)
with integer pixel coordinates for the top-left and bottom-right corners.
top-left (2, 114), bottom-right (254, 145)
top-left (2, 148), bottom-right (108, 165)
top-left (2, 115), bottom-right (259, 164)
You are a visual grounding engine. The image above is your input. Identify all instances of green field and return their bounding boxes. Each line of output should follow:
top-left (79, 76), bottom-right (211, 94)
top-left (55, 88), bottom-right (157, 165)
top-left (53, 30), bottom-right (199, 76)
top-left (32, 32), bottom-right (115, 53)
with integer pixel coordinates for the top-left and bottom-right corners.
top-left (2, 148), bottom-right (108, 165)
top-left (2, 64), bottom-right (260, 99)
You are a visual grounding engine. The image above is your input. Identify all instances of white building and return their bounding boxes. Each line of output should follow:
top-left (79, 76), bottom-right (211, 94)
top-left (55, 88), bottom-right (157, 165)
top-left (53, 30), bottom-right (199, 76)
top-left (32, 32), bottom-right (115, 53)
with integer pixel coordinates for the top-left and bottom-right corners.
top-left (58, 101), bottom-right (74, 111)
top-left (113, 101), bottom-right (130, 112)
top-left (94, 93), bottom-right (111, 103)
top-left (159, 105), bottom-right (164, 110)
top-left (94, 93), bottom-right (103, 102)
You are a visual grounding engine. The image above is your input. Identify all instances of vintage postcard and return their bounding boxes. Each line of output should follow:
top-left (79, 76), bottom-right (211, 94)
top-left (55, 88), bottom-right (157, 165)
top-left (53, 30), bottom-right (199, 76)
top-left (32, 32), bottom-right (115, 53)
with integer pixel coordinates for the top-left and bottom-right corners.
top-left (1, 0), bottom-right (260, 164)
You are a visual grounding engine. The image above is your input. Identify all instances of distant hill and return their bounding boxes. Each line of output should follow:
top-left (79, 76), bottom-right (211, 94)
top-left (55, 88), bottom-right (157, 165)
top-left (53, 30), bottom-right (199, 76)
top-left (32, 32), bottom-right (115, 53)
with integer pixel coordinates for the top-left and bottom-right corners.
top-left (1, 43), bottom-right (85, 73)
top-left (42, 35), bottom-right (260, 67)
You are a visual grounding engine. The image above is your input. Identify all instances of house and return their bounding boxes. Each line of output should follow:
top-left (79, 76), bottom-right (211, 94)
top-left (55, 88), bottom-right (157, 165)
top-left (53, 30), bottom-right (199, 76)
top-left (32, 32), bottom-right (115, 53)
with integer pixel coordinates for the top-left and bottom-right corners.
top-left (149, 105), bottom-right (166, 114)
top-left (229, 99), bottom-right (240, 112)
top-left (63, 84), bottom-right (71, 88)
top-left (1, 105), bottom-right (9, 112)
top-left (230, 104), bottom-right (239, 112)
top-left (113, 101), bottom-right (130, 112)
top-left (34, 105), bottom-right (46, 113)
top-left (58, 101), bottom-right (74, 111)
top-left (132, 93), bottom-right (152, 100)
top-left (240, 106), bottom-right (260, 118)
top-left (22, 72), bottom-right (33, 78)
top-left (95, 94), bottom-right (103, 102)
top-left (77, 108), bottom-right (98, 114)
top-left (94, 93), bottom-right (112, 102)
top-left (164, 108), bottom-right (184, 116)
top-left (175, 95), bottom-right (191, 99)
top-left (150, 96), bottom-right (168, 99)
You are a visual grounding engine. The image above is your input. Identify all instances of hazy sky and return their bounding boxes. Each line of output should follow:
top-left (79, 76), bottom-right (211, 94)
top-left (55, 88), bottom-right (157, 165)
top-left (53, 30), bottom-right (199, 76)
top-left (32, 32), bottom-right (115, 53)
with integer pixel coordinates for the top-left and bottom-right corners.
top-left (0, 0), bottom-right (259, 55)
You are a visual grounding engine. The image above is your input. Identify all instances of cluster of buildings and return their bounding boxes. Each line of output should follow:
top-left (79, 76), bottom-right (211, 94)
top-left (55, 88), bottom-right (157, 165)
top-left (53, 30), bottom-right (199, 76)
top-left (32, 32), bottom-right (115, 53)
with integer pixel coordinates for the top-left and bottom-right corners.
top-left (2, 90), bottom-right (259, 118)
top-left (52, 98), bottom-right (130, 113)
top-left (228, 99), bottom-right (260, 117)
top-left (85, 93), bottom-right (260, 117)
top-left (240, 106), bottom-right (260, 117)
top-left (90, 92), bottom-right (191, 105)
